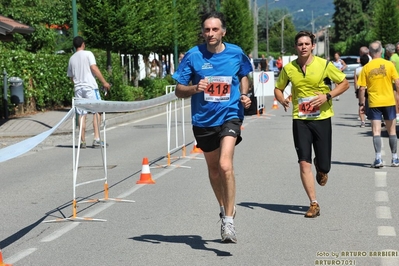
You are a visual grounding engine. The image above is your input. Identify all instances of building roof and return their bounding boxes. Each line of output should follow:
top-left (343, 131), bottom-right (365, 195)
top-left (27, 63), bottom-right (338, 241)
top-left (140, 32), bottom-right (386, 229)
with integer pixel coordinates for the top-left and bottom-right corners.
top-left (0, 15), bottom-right (35, 35)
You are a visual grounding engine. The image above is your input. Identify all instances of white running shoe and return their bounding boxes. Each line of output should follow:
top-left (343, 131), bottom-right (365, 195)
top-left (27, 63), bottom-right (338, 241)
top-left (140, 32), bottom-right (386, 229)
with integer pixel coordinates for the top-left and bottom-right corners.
top-left (221, 221), bottom-right (237, 243)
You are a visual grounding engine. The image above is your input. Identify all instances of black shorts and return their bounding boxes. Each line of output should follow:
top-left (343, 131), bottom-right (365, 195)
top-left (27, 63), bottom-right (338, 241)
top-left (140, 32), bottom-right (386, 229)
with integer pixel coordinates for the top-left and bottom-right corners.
top-left (292, 118), bottom-right (332, 173)
top-left (193, 119), bottom-right (243, 152)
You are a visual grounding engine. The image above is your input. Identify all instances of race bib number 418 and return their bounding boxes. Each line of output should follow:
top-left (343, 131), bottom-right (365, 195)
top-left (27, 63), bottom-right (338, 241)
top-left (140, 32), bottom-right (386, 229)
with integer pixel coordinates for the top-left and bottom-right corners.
top-left (204, 76), bottom-right (232, 102)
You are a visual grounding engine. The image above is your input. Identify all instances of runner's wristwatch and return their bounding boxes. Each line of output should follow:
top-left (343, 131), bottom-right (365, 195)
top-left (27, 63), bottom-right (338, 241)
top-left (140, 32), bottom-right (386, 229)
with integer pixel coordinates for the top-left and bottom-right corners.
top-left (326, 93), bottom-right (332, 101)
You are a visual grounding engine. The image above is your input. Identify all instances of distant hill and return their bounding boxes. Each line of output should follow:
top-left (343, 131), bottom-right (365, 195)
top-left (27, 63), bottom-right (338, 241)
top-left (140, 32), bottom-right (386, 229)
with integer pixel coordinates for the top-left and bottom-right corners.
top-left (263, 0), bottom-right (335, 31)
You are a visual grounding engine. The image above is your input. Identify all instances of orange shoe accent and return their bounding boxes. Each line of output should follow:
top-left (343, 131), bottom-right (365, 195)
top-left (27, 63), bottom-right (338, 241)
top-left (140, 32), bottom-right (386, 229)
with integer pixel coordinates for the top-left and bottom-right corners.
top-left (190, 141), bottom-right (203, 154)
top-left (0, 250), bottom-right (12, 266)
top-left (272, 98), bottom-right (279, 109)
top-left (137, 157), bottom-right (155, 184)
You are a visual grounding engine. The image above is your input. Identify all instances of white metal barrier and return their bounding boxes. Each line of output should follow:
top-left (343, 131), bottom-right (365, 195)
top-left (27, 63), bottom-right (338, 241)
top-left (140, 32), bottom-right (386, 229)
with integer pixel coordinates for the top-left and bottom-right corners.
top-left (43, 92), bottom-right (186, 222)
top-left (156, 85), bottom-right (191, 168)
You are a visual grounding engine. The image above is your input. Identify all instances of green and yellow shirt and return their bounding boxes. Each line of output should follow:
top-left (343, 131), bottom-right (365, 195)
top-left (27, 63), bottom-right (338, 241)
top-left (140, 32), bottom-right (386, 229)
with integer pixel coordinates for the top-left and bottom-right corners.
top-left (275, 56), bottom-right (346, 120)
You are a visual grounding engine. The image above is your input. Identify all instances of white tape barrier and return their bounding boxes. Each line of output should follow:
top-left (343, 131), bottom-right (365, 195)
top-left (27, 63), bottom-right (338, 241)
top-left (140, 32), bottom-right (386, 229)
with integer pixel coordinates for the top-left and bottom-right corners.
top-left (74, 92), bottom-right (177, 113)
top-left (0, 92), bottom-right (178, 163)
top-left (0, 108), bottom-right (75, 163)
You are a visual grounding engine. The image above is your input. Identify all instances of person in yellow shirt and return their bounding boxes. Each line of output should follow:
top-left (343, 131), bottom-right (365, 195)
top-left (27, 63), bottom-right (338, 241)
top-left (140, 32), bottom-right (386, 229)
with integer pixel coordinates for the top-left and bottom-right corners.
top-left (357, 41), bottom-right (399, 167)
top-left (388, 42), bottom-right (399, 122)
top-left (274, 31), bottom-right (349, 218)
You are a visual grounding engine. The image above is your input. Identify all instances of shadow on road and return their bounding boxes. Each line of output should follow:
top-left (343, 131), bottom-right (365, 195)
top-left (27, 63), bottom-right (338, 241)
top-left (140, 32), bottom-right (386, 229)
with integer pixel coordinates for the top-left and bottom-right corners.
top-left (131, 234), bottom-right (232, 256)
top-left (332, 160), bottom-right (371, 167)
top-left (238, 202), bottom-right (307, 215)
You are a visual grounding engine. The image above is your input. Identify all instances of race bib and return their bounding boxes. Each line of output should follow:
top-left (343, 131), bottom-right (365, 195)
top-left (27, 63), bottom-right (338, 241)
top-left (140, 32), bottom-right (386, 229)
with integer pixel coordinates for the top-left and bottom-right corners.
top-left (298, 97), bottom-right (320, 118)
top-left (204, 76), bottom-right (232, 102)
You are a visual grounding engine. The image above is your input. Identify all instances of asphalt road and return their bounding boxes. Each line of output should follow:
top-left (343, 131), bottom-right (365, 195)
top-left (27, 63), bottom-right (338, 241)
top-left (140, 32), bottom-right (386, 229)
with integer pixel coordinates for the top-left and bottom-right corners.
top-left (1, 88), bottom-right (398, 266)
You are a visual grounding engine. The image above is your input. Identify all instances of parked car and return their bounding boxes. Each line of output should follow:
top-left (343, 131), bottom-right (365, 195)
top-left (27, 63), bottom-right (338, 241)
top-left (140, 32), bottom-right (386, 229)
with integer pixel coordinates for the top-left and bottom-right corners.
top-left (340, 55), bottom-right (360, 79)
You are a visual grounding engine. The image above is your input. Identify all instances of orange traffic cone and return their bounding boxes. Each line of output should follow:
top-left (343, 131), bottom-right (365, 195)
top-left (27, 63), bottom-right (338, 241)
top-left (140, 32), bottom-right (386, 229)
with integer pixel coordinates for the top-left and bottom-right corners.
top-left (0, 250), bottom-right (12, 266)
top-left (272, 98), bottom-right (279, 109)
top-left (190, 141), bottom-right (203, 154)
top-left (136, 157), bottom-right (155, 184)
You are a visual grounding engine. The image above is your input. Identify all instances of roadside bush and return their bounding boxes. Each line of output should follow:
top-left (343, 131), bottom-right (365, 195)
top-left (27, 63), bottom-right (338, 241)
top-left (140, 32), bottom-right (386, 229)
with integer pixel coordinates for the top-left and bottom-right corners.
top-left (0, 48), bottom-right (72, 112)
top-left (0, 47), bottom-right (173, 116)
top-left (139, 77), bottom-right (171, 99)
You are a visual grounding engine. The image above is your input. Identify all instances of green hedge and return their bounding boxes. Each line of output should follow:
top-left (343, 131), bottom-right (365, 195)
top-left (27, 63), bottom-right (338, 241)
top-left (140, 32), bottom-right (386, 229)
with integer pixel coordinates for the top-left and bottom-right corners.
top-left (0, 47), bottom-right (174, 114)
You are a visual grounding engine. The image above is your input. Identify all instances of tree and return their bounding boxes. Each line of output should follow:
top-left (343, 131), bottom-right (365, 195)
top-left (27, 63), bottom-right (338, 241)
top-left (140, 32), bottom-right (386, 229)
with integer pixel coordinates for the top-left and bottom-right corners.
top-left (221, 0), bottom-right (253, 54)
top-left (333, 0), bottom-right (365, 42)
top-left (267, 9), bottom-right (297, 55)
top-left (0, 0), bottom-right (72, 52)
top-left (370, 0), bottom-right (399, 45)
top-left (332, 0), bottom-right (371, 54)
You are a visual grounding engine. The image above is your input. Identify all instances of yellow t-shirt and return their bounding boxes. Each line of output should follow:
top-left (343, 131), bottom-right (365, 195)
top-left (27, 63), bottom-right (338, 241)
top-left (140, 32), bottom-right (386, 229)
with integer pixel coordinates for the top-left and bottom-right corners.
top-left (275, 56), bottom-right (346, 120)
top-left (357, 58), bottom-right (398, 107)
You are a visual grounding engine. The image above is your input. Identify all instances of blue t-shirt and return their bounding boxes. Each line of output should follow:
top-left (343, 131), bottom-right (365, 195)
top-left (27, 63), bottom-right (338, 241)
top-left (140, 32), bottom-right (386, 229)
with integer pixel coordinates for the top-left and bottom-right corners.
top-left (172, 43), bottom-right (252, 127)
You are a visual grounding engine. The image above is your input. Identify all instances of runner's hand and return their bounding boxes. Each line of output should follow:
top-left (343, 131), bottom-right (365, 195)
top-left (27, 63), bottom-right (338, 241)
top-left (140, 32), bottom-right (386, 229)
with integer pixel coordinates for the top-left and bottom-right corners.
top-left (196, 78), bottom-right (208, 93)
top-left (310, 92), bottom-right (327, 107)
top-left (280, 99), bottom-right (290, 112)
top-left (240, 95), bottom-right (252, 109)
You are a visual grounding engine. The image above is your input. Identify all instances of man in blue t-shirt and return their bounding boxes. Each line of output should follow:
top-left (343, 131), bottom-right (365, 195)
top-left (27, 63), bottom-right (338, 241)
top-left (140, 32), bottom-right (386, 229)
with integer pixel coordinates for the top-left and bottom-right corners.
top-left (173, 11), bottom-right (252, 244)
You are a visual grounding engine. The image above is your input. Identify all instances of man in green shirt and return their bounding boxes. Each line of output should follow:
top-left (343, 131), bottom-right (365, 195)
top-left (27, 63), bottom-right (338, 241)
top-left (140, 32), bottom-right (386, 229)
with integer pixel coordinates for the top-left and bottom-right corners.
top-left (274, 31), bottom-right (349, 218)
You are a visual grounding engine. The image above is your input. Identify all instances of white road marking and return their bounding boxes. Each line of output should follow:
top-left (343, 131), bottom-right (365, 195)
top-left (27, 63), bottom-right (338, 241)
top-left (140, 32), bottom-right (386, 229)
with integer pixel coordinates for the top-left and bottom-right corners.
top-left (377, 226), bottom-right (396, 236)
top-left (376, 206), bottom-right (392, 219)
top-left (40, 223), bottom-right (80, 242)
top-left (4, 248), bottom-right (37, 264)
top-left (375, 191), bottom-right (389, 202)
top-left (375, 172), bottom-right (387, 187)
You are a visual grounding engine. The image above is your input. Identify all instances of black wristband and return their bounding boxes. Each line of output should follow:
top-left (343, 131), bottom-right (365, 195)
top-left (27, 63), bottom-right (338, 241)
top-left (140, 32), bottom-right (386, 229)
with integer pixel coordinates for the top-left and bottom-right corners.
top-left (241, 93), bottom-right (249, 97)
top-left (358, 103), bottom-right (364, 106)
top-left (326, 93), bottom-right (332, 101)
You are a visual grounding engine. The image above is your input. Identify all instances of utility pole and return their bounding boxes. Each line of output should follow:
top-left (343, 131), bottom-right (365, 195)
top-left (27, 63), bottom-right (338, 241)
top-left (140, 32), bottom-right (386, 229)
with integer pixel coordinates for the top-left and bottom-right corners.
top-left (72, 0), bottom-right (78, 37)
top-left (253, 0), bottom-right (258, 58)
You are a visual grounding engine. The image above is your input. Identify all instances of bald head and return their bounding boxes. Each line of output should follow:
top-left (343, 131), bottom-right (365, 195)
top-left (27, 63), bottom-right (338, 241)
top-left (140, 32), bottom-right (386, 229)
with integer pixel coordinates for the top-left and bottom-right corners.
top-left (369, 41), bottom-right (382, 58)
top-left (359, 46), bottom-right (369, 56)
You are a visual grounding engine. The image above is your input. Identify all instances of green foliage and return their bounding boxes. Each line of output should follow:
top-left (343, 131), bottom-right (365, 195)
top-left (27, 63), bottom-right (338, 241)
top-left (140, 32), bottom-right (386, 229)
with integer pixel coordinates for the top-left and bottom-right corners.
top-left (221, 0), bottom-right (254, 54)
top-left (0, 0), bottom-right (72, 52)
top-left (0, 46), bottom-right (173, 115)
top-left (370, 0), bottom-right (399, 45)
top-left (138, 78), bottom-right (171, 99)
top-left (0, 47), bottom-right (72, 111)
top-left (331, 0), bottom-right (377, 55)
top-left (333, 0), bottom-right (365, 43)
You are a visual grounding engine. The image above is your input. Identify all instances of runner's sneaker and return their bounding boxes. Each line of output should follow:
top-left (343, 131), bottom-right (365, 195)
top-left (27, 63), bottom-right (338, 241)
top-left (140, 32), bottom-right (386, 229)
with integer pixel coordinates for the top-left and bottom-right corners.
top-left (221, 221), bottom-right (237, 243)
top-left (80, 142), bottom-right (86, 149)
top-left (304, 202), bottom-right (320, 218)
top-left (371, 158), bottom-right (383, 168)
top-left (92, 139), bottom-right (109, 148)
top-left (391, 158), bottom-right (399, 167)
top-left (314, 158), bottom-right (328, 186)
top-left (360, 121), bottom-right (365, 128)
